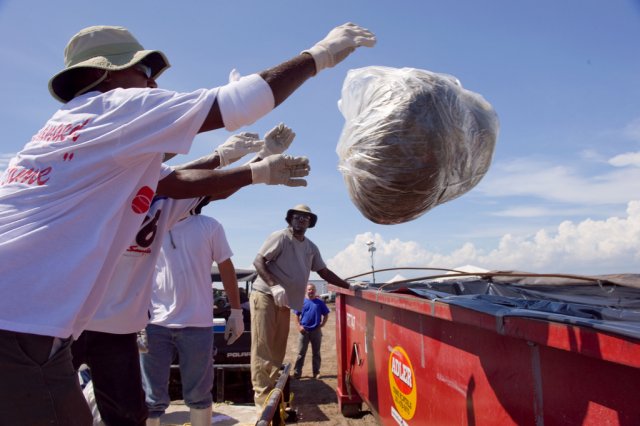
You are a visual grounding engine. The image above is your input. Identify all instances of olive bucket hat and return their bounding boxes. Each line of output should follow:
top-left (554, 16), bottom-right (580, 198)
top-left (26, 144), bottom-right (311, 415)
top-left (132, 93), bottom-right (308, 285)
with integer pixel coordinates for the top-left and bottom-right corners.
top-left (286, 204), bottom-right (318, 228)
top-left (48, 25), bottom-right (170, 103)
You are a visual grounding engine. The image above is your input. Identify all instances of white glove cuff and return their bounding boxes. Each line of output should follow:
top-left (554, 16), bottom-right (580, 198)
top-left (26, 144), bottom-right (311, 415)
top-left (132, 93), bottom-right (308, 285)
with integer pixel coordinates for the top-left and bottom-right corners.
top-left (257, 147), bottom-right (272, 159)
top-left (215, 149), bottom-right (229, 167)
top-left (230, 308), bottom-right (243, 318)
top-left (249, 161), bottom-right (268, 184)
top-left (302, 44), bottom-right (331, 74)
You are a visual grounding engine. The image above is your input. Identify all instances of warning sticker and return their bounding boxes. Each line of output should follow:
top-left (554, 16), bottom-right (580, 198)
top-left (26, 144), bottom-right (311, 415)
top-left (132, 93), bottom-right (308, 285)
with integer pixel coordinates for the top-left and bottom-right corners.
top-left (388, 346), bottom-right (417, 421)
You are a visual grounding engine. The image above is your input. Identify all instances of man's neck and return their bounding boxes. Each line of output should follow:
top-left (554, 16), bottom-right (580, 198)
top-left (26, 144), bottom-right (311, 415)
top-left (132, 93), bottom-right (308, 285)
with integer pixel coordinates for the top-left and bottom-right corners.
top-left (290, 227), bottom-right (306, 241)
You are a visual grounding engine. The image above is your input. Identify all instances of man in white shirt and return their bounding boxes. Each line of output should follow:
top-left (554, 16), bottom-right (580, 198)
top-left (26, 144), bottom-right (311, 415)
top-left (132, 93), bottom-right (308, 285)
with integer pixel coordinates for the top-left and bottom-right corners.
top-left (0, 24), bottom-right (375, 424)
top-left (141, 211), bottom-right (240, 426)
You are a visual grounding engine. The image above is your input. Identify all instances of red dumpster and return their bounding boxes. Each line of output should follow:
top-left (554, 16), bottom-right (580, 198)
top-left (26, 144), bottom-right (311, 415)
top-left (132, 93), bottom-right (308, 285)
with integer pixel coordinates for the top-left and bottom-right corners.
top-left (332, 272), bottom-right (640, 425)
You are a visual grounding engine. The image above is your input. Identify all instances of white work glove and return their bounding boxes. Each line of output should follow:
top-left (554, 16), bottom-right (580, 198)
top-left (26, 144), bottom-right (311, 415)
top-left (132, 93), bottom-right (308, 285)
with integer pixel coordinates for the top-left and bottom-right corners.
top-left (225, 308), bottom-right (245, 345)
top-left (271, 284), bottom-right (289, 308)
top-left (249, 154), bottom-right (310, 187)
top-left (215, 133), bottom-right (264, 167)
top-left (303, 22), bottom-right (376, 74)
top-left (228, 68), bottom-right (241, 83)
top-left (258, 123), bottom-right (296, 158)
top-left (349, 281), bottom-right (369, 291)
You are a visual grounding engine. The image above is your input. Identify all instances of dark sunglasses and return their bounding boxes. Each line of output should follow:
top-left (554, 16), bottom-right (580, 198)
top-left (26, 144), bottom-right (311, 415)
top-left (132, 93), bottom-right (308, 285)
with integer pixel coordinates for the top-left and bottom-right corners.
top-left (134, 63), bottom-right (153, 79)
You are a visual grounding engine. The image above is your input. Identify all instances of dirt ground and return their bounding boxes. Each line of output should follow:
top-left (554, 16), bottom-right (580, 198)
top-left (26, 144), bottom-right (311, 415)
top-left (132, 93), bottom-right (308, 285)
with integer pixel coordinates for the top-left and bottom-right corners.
top-left (162, 300), bottom-right (379, 425)
top-left (282, 301), bottom-right (379, 425)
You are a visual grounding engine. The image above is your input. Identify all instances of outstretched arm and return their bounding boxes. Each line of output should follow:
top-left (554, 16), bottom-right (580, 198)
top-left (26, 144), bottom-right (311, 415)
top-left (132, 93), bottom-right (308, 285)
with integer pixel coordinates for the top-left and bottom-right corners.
top-left (199, 54), bottom-right (315, 132)
top-left (199, 23), bottom-right (376, 133)
top-left (162, 122), bottom-right (297, 200)
top-left (317, 267), bottom-right (351, 289)
top-left (156, 154), bottom-right (309, 199)
top-left (156, 166), bottom-right (252, 199)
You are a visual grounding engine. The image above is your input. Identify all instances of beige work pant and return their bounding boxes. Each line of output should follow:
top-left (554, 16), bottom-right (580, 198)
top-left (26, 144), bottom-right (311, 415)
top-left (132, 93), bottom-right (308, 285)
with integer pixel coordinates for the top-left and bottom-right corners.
top-left (250, 290), bottom-right (291, 407)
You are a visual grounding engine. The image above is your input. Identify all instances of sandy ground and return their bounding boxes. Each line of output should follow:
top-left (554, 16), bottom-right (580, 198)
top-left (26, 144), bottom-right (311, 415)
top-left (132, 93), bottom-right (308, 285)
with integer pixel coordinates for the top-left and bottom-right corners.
top-left (282, 301), bottom-right (379, 425)
top-left (162, 300), bottom-right (379, 425)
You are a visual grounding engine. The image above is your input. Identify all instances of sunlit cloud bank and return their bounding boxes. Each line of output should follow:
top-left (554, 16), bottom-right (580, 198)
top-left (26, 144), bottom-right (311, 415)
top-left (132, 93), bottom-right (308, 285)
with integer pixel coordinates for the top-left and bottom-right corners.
top-left (327, 201), bottom-right (640, 279)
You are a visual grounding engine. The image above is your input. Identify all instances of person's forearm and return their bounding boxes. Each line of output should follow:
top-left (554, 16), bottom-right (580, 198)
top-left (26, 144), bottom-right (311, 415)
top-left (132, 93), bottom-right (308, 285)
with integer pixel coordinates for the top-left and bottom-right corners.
top-left (172, 152), bottom-right (221, 170)
top-left (317, 268), bottom-right (350, 289)
top-left (199, 55), bottom-right (315, 133)
top-left (253, 255), bottom-right (278, 287)
top-left (218, 259), bottom-right (241, 309)
top-left (155, 167), bottom-right (252, 198)
top-left (260, 54), bottom-right (316, 107)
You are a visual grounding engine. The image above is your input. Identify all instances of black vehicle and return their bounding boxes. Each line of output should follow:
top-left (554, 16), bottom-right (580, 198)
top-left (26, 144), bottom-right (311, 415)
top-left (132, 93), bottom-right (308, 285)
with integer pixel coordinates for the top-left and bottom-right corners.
top-left (170, 267), bottom-right (257, 403)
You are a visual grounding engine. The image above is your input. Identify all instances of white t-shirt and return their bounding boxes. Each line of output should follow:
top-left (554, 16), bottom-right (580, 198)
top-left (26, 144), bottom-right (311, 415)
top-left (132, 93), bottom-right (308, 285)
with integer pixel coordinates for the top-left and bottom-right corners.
top-left (86, 165), bottom-right (205, 334)
top-left (150, 214), bottom-right (232, 328)
top-left (0, 87), bottom-right (216, 338)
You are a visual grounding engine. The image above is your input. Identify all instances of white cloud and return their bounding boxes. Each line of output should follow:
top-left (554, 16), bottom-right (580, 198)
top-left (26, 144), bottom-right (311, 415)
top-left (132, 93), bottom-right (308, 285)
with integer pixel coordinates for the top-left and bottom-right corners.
top-left (490, 205), bottom-right (617, 218)
top-left (491, 206), bottom-right (562, 218)
top-left (478, 158), bottom-right (640, 204)
top-left (608, 152), bottom-right (640, 167)
top-left (327, 201), bottom-right (640, 279)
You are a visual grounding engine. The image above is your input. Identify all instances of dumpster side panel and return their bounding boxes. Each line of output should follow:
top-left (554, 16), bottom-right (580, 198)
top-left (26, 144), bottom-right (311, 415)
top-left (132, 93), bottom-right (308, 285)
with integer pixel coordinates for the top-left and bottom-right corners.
top-left (538, 344), bottom-right (640, 424)
top-left (371, 298), bottom-right (537, 425)
top-left (334, 289), bottom-right (640, 425)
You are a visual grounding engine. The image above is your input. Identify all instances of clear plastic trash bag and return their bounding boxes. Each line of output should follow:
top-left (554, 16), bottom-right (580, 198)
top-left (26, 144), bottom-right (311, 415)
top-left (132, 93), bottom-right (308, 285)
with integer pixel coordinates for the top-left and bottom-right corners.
top-left (337, 66), bottom-right (499, 224)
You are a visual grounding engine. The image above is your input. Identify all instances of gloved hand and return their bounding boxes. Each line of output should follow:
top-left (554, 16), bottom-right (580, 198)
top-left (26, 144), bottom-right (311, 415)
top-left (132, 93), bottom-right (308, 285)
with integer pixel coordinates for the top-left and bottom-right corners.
top-left (225, 308), bottom-right (245, 345)
top-left (303, 23), bottom-right (376, 74)
top-left (228, 68), bottom-right (241, 83)
top-left (249, 154), bottom-right (310, 187)
top-left (349, 281), bottom-right (369, 291)
top-left (271, 284), bottom-right (289, 308)
top-left (258, 123), bottom-right (296, 158)
top-left (216, 132), bottom-right (264, 167)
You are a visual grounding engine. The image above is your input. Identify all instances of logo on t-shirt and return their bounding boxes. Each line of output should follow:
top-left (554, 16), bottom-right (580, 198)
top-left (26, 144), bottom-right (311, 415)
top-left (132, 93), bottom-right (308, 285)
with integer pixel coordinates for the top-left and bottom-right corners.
top-left (131, 186), bottom-right (154, 214)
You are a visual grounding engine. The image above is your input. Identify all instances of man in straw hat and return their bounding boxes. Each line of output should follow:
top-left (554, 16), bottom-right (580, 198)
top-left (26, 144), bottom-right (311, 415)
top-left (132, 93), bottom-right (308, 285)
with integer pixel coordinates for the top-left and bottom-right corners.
top-left (0, 23), bottom-right (375, 424)
top-left (251, 205), bottom-right (367, 413)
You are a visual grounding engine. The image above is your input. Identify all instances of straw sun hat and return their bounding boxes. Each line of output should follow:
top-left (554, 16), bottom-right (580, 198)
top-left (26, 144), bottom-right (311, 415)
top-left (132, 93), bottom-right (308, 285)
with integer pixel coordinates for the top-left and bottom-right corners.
top-left (48, 25), bottom-right (170, 103)
top-left (286, 204), bottom-right (318, 228)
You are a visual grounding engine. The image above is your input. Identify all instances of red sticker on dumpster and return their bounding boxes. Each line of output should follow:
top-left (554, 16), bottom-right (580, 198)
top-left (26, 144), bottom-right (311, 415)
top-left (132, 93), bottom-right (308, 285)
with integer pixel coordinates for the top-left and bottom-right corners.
top-left (388, 346), bottom-right (417, 421)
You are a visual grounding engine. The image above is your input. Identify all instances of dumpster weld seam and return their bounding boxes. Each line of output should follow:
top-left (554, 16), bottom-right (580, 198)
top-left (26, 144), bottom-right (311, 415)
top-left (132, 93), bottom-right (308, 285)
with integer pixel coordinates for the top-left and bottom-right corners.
top-left (495, 308), bottom-right (509, 334)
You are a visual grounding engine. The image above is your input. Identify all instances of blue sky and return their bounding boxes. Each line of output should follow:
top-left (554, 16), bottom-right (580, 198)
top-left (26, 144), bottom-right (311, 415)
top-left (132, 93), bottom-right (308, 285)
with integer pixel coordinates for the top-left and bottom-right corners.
top-left (1, 1), bottom-right (639, 281)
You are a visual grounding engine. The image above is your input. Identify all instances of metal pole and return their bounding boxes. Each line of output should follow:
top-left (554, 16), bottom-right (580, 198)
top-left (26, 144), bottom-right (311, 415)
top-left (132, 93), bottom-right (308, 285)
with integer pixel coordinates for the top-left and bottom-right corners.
top-left (366, 241), bottom-right (376, 285)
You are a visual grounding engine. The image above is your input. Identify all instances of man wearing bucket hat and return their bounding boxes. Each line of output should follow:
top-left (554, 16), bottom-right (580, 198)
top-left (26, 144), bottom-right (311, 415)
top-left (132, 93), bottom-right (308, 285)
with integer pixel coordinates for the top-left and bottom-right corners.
top-left (0, 23), bottom-right (375, 425)
top-left (250, 205), bottom-right (367, 412)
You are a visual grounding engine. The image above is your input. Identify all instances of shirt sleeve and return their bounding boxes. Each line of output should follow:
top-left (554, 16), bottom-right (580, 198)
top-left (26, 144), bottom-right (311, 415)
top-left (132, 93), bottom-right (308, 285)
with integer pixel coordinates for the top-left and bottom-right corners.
top-left (309, 241), bottom-right (327, 272)
top-left (258, 230), bottom-right (284, 261)
top-left (100, 87), bottom-right (218, 165)
top-left (207, 218), bottom-right (233, 264)
top-left (321, 301), bottom-right (330, 316)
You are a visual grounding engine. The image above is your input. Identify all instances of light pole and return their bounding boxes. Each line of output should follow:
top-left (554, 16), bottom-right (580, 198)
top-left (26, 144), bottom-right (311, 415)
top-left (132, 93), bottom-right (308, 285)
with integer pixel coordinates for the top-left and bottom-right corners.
top-left (366, 240), bottom-right (376, 284)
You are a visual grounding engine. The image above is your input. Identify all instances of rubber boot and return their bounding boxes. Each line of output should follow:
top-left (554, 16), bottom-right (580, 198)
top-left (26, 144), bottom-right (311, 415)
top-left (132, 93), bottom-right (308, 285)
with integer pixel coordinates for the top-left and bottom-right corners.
top-left (189, 406), bottom-right (212, 426)
top-left (145, 417), bottom-right (160, 426)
